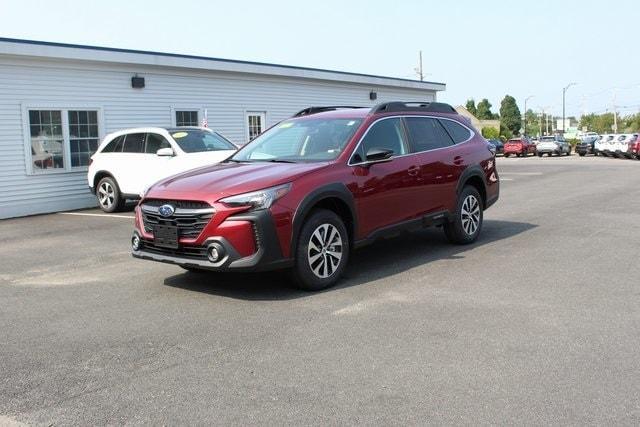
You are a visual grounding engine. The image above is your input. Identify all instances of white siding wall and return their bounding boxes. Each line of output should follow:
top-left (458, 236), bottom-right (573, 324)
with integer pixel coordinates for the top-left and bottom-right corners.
top-left (0, 56), bottom-right (436, 219)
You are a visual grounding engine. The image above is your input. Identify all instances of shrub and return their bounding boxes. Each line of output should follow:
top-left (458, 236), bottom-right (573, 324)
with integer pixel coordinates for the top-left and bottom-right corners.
top-left (481, 127), bottom-right (500, 139)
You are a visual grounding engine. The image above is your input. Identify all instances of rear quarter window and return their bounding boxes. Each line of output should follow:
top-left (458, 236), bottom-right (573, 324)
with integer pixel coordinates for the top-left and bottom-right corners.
top-left (440, 119), bottom-right (472, 143)
top-left (100, 135), bottom-right (125, 153)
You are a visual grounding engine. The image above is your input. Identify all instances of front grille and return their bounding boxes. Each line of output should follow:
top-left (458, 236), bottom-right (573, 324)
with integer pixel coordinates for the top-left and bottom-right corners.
top-left (141, 200), bottom-right (215, 239)
top-left (141, 240), bottom-right (208, 260)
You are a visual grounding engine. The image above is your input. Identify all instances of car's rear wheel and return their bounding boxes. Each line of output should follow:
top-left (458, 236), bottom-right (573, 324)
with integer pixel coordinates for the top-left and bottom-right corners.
top-left (579, 153), bottom-right (586, 157)
top-left (444, 186), bottom-right (483, 245)
top-left (538, 152), bottom-right (543, 157)
top-left (504, 153), bottom-right (510, 158)
top-left (96, 176), bottom-right (125, 213)
top-left (291, 209), bottom-right (349, 291)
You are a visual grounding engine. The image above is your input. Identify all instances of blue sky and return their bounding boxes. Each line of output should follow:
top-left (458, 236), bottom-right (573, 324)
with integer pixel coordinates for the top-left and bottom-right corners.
top-left (2, 0), bottom-right (639, 117)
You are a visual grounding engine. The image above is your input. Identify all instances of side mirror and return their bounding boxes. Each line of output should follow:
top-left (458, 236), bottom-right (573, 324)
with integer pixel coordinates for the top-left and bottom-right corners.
top-left (365, 147), bottom-right (394, 163)
top-left (156, 147), bottom-right (175, 157)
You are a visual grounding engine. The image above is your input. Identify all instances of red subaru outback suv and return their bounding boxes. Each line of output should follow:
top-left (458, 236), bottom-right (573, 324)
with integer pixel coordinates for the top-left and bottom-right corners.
top-left (132, 102), bottom-right (500, 290)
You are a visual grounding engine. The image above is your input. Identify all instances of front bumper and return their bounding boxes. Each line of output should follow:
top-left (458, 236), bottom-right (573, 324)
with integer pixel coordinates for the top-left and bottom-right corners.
top-left (132, 209), bottom-right (293, 272)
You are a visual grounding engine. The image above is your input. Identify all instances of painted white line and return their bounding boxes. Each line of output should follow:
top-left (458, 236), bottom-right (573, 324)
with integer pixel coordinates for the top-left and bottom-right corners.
top-left (500, 178), bottom-right (514, 181)
top-left (59, 212), bottom-right (134, 219)
top-left (499, 172), bottom-right (543, 176)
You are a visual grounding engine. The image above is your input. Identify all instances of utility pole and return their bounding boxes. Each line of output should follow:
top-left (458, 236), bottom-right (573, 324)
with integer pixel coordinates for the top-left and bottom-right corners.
top-left (562, 82), bottom-right (577, 134)
top-left (414, 50), bottom-right (424, 81)
top-left (612, 88), bottom-right (618, 132)
top-left (524, 95), bottom-right (533, 136)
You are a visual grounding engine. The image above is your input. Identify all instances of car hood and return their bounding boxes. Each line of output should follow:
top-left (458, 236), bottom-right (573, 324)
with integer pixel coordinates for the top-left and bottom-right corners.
top-left (145, 161), bottom-right (330, 202)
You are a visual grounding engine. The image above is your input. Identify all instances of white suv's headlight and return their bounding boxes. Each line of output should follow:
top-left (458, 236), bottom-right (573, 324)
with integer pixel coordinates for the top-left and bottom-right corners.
top-left (219, 183), bottom-right (291, 210)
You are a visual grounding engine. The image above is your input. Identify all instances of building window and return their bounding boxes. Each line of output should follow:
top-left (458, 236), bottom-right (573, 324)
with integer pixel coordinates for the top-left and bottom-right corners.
top-left (28, 110), bottom-right (65, 170)
top-left (175, 110), bottom-right (199, 127)
top-left (68, 110), bottom-right (100, 167)
top-left (26, 108), bottom-right (101, 173)
top-left (246, 112), bottom-right (266, 142)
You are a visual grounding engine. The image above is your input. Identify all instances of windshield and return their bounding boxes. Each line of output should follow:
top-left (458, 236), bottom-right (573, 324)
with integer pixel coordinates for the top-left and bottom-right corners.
top-left (231, 118), bottom-right (363, 163)
top-left (169, 129), bottom-right (236, 153)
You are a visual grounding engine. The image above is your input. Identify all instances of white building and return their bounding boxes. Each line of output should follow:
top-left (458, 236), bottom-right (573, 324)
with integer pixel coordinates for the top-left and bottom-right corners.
top-left (0, 38), bottom-right (445, 219)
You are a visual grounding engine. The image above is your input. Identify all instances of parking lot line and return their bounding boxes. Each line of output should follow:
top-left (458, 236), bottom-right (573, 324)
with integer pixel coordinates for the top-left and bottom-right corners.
top-left (499, 172), bottom-right (543, 176)
top-left (58, 212), bottom-right (135, 219)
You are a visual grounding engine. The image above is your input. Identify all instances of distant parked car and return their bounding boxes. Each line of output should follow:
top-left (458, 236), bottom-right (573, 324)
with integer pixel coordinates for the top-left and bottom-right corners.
top-left (487, 139), bottom-right (504, 155)
top-left (595, 134), bottom-right (615, 156)
top-left (503, 138), bottom-right (536, 157)
top-left (88, 127), bottom-right (237, 212)
top-left (614, 134), bottom-right (638, 158)
top-left (628, 135), bottom-right (640, 160)
top-left (536, 135), bottom-right (571, 156)
top-left (576, 134), bottom-right (599, 156)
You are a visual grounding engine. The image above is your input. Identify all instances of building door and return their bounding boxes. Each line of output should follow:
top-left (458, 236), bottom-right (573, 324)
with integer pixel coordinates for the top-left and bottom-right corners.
top-left (246, 111), bottom-right (266, 143)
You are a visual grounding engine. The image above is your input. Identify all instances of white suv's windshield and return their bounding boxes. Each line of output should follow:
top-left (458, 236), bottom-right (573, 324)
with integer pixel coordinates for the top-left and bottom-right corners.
top-left (231, 118), bottom-right (363, 163)
top-left (168, 129), bottom-right (236, 153)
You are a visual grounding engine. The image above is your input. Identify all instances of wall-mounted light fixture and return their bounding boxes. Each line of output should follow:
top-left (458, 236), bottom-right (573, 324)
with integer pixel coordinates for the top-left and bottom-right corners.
top-left (131, 76), bottom-right (145, 89)
top-left (369, 90), bottom-right (377, 101)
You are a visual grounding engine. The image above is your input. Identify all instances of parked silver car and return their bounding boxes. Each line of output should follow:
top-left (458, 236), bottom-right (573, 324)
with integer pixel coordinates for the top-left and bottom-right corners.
top-left (536, 135), bottom-right (571, 157)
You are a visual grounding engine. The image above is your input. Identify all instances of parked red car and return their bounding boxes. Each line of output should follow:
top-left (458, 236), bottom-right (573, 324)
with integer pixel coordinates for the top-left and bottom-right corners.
top-left (132, 102), bottom-right (500, 290)
top-left (503, 138), bottom-right (536, 157)
top-left (630, 137), bottom-right (640, 160)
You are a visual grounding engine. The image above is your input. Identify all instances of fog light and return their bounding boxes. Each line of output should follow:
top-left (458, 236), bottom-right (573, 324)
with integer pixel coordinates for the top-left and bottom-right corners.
top-left (132, 235), bottom-right (141, 251)
top-left (207, 243), bottom-right (225, 263)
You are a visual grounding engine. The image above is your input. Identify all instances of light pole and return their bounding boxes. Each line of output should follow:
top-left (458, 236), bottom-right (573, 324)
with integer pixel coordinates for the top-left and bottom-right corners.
top-left (562, 82), bottom-right (576, 134)
top-left (523, 95), bottom-right (533, 136)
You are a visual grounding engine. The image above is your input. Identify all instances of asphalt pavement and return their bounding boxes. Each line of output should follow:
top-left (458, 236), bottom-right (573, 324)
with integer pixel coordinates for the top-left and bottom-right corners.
top-left (1, 154), bottom-right (639, 425)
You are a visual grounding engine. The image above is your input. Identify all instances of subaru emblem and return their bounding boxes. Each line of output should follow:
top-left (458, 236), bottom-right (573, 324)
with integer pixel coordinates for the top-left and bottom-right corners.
top-left (158, 204), bottom-right (175, 218)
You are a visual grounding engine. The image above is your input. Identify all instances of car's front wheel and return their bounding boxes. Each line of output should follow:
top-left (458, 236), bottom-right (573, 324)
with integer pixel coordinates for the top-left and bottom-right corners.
top-left (444, 186), bottom-right (483, 245)
top-left (96, 176), bottom-right (125, 213)
top-left (291, 209), bottom-right (349, 291)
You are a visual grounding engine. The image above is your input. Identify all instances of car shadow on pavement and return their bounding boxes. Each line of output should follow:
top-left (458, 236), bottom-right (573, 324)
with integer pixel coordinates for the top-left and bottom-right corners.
top-left (163, 219), bottom-right (537, 301)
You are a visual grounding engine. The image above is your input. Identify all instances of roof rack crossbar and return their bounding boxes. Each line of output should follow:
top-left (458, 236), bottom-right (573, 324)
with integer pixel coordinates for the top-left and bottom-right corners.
top-left (370, 101), bottom-right (456, 114)
top-left (293, 106), bottom-right (364, 117)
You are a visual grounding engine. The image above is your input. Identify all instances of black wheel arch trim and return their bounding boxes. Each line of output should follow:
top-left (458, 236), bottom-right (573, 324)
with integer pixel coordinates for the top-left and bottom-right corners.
top-left (290, 183), bottom-right (357, 255)
top-left (456, 166), bottom-right (488, 206)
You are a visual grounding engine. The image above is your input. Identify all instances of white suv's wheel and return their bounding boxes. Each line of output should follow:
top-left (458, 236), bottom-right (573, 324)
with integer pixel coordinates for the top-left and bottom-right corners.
top-left (96, 176), bottom-right (125, 213)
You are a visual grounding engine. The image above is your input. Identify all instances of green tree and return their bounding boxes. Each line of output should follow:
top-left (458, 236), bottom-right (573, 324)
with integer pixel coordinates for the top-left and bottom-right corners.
top-left (465, 99), bottom-right (477, 117)
top-left (476, 99), bottom-right (494, 120)
top-left (523, 109), bottom-right (540, 136)
top-left (481, 127), bottom-right (500, 139)
top-left (499, 95), bottom-right (521, 135)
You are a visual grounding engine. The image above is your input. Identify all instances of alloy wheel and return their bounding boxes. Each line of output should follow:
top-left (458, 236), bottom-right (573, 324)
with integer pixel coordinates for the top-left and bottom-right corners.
top-left (307, 223), bottom-right (343, 279)
top-left (98, 181), bottom-right (115, 209)
top-left (461, 195), bottom-right (480, 236)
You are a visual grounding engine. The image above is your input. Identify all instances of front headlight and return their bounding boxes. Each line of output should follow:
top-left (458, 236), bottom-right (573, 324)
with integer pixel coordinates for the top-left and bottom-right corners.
top-left (219, 183), bottom-right (291, 210)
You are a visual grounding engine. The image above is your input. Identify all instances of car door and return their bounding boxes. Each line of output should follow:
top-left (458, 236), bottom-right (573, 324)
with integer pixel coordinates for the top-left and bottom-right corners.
top-left (349, 117), bottom-right (421, 235)
top-left (117, 132), bottom-right (147, 195)
top-left (403, 116), bottom-right (458, 215)
top-left (143, 132), bottom-right (174, 187)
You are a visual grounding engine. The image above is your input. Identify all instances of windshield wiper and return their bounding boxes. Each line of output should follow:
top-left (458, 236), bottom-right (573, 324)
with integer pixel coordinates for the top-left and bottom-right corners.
top-left (263, 159), bottom-right (297, 163)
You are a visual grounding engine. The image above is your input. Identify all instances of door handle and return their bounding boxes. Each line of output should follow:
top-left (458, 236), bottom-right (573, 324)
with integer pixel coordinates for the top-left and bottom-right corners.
top-left (453, 155), bottom-right (463, 166)
top-left (407, 165), bottom-right (420, 176)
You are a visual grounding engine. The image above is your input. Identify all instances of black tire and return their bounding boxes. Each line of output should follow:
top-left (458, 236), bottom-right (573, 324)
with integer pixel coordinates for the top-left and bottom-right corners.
top-left (504, 153), bottom-right (510, 158)
top-left (538, 152), bottom-right (543, 157)
top-left (291, 209), bottom-right (350, 291)
top-left (96, 176), bottom-right (126, 213)
top-left (444, 186), bottom-right (483, 245)
top-left (579, 153), bottom-right (586, 157)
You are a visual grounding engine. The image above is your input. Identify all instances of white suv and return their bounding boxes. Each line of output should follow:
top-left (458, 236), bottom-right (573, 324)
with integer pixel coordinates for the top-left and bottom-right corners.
top-left (88, 127), bottom-right (237, 212)
top-left (595, 134), bottom-right (615, 156)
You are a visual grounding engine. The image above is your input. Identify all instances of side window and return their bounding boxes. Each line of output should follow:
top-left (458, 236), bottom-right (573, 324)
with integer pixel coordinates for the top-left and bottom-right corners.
top-left (145, 133), bottom-right (171, 153)
top-left (122, 133), bottom-right (145, 153)
top-left (441, 120), bottom-right (472, 144)
top-left (404, 117), bottom-right (454, 152)
top-left (101, 135), bottom-right (124, 153)
top-left (359, 118), bottom-right (407, 159)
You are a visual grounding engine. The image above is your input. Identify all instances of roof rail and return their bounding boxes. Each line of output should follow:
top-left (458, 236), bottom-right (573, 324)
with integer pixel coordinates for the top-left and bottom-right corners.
top-left (370, 101), bottom-right (457, 114)
top-left (293, 106), bottom-right (364, 117)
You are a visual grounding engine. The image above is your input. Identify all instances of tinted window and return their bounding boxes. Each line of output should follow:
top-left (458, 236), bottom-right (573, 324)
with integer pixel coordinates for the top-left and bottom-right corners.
top-left (101, 135), bottom-right (125, 153)
top-left (122, 133), bottom-right (145, 153)
top-left (404, 117), bottom-right (453, 152)
top-left (359, 118), bottom-right (408, 159)
top-left (441, 119), bottom-right (471, 143)
top-left (145, 133), bottom-right (171, 153)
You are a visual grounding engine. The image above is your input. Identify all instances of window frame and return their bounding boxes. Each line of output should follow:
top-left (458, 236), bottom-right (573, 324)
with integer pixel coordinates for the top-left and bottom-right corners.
top-left (348, 115), bottom-right (475, 166)
top-left (245, 110), bottom-right (267, 143)
top-left (21, 104), bottom-right (105, 175)
top-left (171, 107), bottom-right (202, 127)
